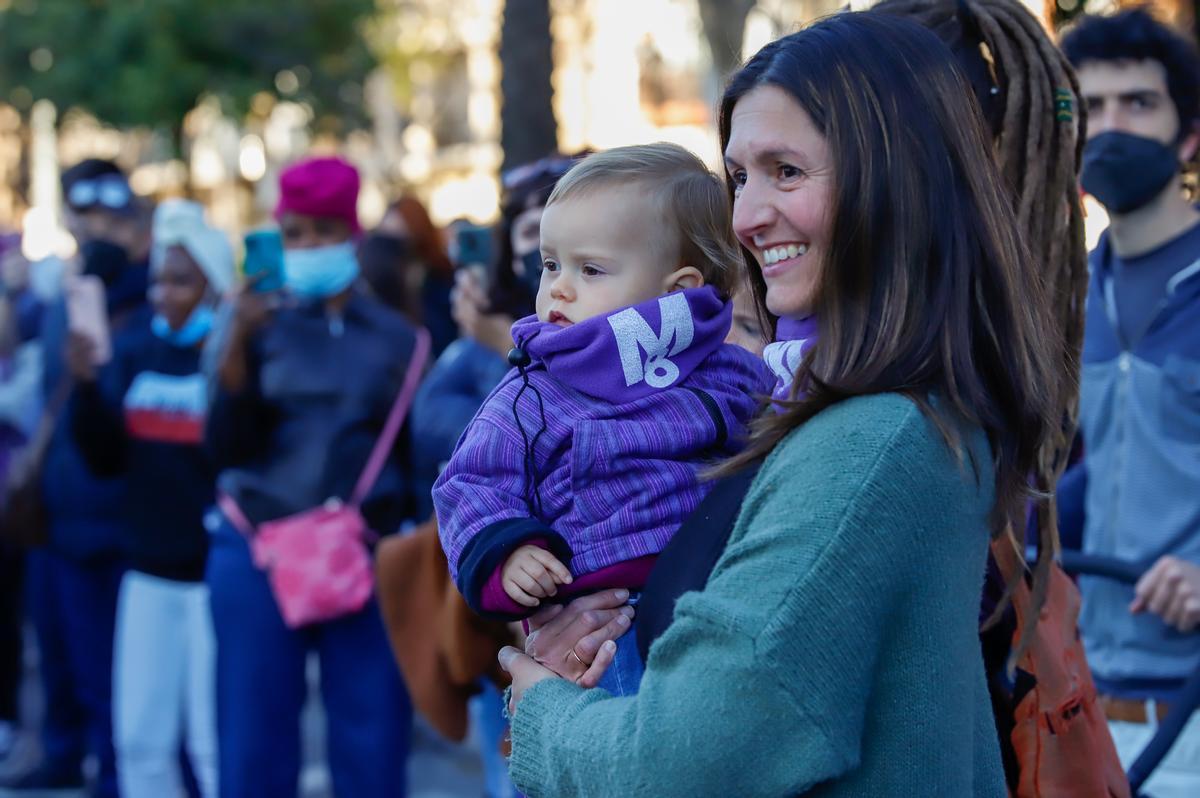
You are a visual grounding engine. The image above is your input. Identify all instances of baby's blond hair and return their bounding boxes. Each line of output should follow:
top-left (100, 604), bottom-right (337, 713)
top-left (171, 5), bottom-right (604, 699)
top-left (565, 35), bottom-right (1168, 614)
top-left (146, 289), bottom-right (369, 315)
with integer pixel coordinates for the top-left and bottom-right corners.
top-left (546, 142), bottom-right (741, 298)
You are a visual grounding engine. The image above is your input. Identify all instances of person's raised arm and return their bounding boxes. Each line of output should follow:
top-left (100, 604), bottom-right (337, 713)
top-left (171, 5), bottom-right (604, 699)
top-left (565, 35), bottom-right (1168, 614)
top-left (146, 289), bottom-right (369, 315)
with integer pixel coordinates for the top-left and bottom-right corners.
top-left (206, 289), bottom-right (275, 469)
top-left (214, 286), bottom-right (272, 396)
top-left (67, 332), bottom-right (129, 477)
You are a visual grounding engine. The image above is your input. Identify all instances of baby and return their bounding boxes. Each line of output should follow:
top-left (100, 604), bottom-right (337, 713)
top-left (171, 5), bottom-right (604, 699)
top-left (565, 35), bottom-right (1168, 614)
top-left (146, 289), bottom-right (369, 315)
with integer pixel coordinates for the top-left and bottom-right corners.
top-left (434, 143), bottom-right (771, 694)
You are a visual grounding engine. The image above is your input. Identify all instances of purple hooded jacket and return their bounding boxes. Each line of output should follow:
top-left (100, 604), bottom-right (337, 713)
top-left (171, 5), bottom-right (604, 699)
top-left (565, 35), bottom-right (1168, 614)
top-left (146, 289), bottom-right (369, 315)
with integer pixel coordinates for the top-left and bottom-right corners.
top-left (433, 286), bottom-right (771, 618)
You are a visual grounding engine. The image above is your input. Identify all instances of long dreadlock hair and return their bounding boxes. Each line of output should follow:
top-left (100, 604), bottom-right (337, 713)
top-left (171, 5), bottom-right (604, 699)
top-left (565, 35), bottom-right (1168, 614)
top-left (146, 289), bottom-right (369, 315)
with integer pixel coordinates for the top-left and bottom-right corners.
top-left (872, 0), bottom-right (1090, 653)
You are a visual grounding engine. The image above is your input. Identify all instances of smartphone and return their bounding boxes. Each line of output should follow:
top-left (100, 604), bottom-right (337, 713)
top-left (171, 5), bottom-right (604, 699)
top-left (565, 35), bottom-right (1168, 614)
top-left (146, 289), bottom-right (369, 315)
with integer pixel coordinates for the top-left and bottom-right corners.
top-left (64, 274), bottom-right (112, 366)
top-left (453, 225), bottom-right (493, 272)
top-left (242, 229), bottom-right (285, 293)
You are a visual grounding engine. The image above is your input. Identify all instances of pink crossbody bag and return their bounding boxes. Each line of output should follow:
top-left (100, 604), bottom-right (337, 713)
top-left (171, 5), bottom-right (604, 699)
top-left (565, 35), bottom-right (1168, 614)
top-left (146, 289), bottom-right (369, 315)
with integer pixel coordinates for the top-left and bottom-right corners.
top-left (219, 327), bottom-right (430, 629)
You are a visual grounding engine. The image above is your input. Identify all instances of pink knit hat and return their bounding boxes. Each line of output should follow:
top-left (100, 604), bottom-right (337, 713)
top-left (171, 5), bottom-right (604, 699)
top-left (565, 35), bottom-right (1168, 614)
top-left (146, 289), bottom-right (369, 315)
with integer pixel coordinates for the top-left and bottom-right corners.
top-left (274, 156), bottom-right (361, 233)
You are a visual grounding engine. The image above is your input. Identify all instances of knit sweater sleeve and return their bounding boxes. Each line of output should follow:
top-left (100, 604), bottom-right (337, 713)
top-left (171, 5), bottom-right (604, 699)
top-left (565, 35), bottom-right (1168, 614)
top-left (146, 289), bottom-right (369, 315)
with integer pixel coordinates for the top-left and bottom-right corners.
top-left (509, 395), bottom-right (984, 797)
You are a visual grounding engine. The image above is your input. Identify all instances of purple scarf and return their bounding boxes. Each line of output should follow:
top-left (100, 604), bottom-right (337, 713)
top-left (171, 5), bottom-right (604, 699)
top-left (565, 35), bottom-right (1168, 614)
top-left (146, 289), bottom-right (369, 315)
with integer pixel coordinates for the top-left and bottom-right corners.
top-left (509, 286), bottom-right (732, 403)
top-left (762, 315), bottom-right (818, 407)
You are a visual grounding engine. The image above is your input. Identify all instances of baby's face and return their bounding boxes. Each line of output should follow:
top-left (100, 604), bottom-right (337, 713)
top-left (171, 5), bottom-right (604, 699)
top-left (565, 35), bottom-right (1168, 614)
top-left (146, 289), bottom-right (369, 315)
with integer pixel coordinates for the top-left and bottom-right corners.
top-left (535, 186), bottom-right (679, 327)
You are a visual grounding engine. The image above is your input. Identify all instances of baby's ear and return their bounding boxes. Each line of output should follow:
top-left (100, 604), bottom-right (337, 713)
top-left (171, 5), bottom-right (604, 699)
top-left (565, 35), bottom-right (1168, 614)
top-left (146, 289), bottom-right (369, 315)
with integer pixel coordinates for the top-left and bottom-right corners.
top-left (664, 266), bottom-right (704, 293)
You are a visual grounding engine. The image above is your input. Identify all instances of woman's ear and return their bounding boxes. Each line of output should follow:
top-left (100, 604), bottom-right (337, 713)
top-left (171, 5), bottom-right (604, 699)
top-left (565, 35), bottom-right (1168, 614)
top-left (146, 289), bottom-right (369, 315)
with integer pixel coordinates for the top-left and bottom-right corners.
top-left (662, 265), bottom-right (704, 293)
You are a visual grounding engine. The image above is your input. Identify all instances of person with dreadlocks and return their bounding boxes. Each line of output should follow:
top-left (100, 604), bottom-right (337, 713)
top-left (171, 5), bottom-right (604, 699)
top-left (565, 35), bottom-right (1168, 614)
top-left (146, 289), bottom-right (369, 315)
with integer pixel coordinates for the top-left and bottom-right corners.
top-left (876, 0), bottom-right (1088, 557)
top-left (1057, 9), bottom-right (1200, 794)
top-left (864, 2), bottom-right (1119, 794)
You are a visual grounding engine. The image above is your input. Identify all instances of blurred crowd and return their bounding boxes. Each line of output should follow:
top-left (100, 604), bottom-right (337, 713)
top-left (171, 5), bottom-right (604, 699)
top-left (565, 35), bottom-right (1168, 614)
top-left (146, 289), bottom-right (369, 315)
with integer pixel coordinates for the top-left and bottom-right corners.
top-left (0, 137), bottom-right (766, 798)
top-left (0, 2), bottom-right (1198, 798)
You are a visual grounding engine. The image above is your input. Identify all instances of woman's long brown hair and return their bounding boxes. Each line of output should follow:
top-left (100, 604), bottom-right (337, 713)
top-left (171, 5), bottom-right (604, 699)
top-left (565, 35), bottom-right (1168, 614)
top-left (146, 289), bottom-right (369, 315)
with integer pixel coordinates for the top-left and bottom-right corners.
top-left (717, 13), bottom-right (1063, 641)
top-left (390, 195), bottom-right (454, 276)
top-left (874, 0), bottom-right (1089, 642)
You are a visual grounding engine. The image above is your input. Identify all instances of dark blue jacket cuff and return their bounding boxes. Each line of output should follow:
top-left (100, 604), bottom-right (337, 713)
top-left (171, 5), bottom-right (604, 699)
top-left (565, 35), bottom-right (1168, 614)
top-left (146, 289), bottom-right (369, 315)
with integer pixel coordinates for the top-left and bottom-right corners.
top-left (456, 517), bottom-right (573, 620)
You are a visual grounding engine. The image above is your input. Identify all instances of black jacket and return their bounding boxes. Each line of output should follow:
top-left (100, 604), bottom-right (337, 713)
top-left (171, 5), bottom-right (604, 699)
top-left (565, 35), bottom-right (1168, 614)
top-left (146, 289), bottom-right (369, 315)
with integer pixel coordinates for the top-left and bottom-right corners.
top-left (207, 289), bottom-right (419, 534)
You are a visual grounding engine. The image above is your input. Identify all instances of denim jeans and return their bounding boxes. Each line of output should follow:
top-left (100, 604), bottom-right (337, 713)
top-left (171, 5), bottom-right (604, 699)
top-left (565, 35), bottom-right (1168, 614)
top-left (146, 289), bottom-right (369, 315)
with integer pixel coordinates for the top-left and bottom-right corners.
top-left (26, 548), bottom-right (122, 798)
top-left (470, 680), bottom-right (518, 798)
top-left (207, 514), bottom-right (411, 798)
top-left (595, 619), bottom-right (645, 697)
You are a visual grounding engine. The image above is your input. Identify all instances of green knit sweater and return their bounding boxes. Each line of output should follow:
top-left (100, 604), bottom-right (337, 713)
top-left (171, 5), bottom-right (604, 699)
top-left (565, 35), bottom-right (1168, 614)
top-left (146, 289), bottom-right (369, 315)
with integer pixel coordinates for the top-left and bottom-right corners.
top-left (509, 393), bottom-right (1007, 797)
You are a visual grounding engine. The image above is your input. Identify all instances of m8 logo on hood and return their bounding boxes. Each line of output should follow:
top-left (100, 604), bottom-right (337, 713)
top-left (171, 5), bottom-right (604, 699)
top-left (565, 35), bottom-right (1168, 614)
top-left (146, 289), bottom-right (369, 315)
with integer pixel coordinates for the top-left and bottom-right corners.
top-left (607, 293), bottom-right (694, 389)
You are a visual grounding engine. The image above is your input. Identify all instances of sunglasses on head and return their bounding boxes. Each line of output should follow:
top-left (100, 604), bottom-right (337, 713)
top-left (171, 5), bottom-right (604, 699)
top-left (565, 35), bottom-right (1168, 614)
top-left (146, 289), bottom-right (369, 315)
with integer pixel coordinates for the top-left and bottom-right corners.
top-left (67, 174), bottom-right (133, 212)
top-left (501, 155), bottom-right (577, 191)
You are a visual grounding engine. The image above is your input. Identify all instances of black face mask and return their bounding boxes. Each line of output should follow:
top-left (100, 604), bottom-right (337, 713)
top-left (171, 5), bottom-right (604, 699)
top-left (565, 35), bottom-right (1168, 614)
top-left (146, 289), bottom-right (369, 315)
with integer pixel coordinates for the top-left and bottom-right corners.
top-left (80, 239), bottom-right (130, 286)
top-left (518, 250), bottom-right (543, 299)
top-left (360, 232), bottom-right (407, 262)
top-left (1081, 131), bottom-right (1181, 214)
top-left (357, 233), bottom-right (409, 310)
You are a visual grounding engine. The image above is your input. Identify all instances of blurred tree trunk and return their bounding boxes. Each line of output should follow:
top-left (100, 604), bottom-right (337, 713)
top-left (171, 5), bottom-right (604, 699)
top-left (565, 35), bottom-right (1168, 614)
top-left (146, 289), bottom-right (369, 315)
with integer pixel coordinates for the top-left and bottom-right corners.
top-left (697, 0), bottom-right (758, 81)
top-left (499, 0), bottom-right (558, 172)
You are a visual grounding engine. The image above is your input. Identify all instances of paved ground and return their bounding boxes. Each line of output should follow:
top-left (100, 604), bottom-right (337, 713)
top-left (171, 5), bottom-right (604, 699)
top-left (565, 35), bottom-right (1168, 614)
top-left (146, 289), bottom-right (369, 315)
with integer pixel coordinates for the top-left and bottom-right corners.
top-left (0, 636), bottom-right (488, 798)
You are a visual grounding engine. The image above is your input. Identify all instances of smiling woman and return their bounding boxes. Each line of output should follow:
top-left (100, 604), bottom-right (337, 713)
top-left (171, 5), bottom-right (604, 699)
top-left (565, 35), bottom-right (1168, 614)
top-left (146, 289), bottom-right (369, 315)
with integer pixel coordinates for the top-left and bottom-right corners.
top-left (499, 12), bottom-right (1061, 797)
top-left (722, 84), bottom-right (832, 320)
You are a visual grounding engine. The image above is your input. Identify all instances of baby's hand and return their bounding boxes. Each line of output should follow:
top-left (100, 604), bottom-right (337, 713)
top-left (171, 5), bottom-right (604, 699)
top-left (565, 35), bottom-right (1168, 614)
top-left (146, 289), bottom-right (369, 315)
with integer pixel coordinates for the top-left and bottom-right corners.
top-left (502, 546), bottom-right (573, 608)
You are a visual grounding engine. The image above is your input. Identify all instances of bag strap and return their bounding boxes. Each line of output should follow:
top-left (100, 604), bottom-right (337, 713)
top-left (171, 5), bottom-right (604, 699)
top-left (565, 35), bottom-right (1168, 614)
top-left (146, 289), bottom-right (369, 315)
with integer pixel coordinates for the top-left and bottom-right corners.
top-left (350, 326), bottom-right (430, 508)
top-left (217, 492), bottom-right (256, 539)
top-left (21, 372), bottom-right (82, 477)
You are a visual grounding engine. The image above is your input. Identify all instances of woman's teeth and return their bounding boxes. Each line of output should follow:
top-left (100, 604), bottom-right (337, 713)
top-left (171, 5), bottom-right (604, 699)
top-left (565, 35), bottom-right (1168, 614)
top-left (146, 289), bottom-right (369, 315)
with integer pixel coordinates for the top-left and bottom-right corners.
top-left (763, 244), bottom-right (809, 264)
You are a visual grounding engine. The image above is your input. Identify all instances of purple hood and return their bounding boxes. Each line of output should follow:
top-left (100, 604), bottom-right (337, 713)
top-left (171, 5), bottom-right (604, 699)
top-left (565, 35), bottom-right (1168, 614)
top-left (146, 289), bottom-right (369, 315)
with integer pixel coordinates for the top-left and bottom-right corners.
top-left (510, 286), bottom-right (732, 403)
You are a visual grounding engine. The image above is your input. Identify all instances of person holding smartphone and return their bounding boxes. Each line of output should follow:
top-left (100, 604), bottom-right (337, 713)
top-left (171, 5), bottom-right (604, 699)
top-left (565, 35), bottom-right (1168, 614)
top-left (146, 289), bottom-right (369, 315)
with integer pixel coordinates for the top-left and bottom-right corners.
top-left (207, 156), bottom-right (420, 798)
top-left (64, 199), bottom-right (231, 798)
top-left (6, 159), bottom-right (151, 797)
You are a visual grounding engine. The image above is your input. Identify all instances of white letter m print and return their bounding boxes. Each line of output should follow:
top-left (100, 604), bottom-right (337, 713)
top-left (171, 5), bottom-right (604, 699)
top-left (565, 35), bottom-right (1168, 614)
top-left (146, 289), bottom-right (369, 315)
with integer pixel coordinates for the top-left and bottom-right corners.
top-left (606, 293), bottom-right (694, 389)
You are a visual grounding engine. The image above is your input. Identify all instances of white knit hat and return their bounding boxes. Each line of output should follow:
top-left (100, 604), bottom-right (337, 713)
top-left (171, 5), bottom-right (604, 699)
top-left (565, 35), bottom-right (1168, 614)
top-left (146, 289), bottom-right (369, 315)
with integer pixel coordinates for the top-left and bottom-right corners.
top-left (151, 199), bottom-right (235, 295)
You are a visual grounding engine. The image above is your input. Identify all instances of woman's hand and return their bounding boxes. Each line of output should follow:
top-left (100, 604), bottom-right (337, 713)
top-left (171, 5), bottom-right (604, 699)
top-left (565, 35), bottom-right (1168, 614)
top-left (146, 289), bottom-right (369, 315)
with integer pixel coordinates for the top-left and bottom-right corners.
top-left (229, 281), bottom-right (274, 339)
top-left (499, 645), bottom-right (565, 717)
top-left (523, 589), bottom-right (634, 687)
top-left (217, 282), bottom-right (274, 394)
top-left (451, 270), bottom-right (514, 358)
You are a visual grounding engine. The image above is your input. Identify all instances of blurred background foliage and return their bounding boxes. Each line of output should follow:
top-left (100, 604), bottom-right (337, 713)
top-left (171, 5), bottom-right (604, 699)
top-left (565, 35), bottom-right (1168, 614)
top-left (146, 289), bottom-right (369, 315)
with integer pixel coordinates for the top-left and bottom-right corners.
top-left (1, 0), bottom-right (1192, 248)
top-left (0, 0), bottom-right (379, 147)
